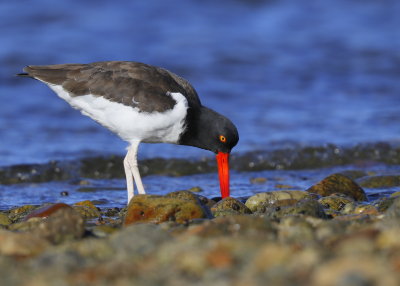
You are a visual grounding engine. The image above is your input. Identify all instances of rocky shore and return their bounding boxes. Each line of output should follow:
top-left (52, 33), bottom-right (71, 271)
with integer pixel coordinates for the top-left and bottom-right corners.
top-left (1, 172), bottom-right (400, 286)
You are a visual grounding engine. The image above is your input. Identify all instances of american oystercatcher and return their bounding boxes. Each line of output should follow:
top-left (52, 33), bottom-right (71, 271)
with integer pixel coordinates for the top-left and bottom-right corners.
top-left (18, 61), bottom-right (239, 203)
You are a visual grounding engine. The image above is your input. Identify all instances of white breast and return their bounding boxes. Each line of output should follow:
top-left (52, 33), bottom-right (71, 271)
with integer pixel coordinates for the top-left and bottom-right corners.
top-left (48, 84), bottom-right (188, 144)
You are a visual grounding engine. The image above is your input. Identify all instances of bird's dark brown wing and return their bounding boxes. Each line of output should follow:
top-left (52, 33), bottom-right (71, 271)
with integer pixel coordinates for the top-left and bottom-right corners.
top-left (20, 61), bottom-right (201, 113)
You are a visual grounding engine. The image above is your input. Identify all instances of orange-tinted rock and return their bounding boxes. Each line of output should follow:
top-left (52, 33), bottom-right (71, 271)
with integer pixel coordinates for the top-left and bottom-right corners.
top-left (306, 173), bottom-right (367, 201)
top-left (124, 194), bottom-right (212, 225)
top-left (25, 203), bottom-right (71, 220)
top-left (73, 200), bottom-right (101, 218)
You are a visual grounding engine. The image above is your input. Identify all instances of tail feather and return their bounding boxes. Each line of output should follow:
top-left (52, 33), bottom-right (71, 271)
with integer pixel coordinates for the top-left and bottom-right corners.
top-left (16, 72), bottom-right (31, 77)
top-left (16, 65), bottom-right (70, 84)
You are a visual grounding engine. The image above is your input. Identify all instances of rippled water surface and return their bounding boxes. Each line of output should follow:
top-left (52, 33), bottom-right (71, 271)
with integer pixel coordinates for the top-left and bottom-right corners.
top-left (0, 0), bottom-right (399, 205)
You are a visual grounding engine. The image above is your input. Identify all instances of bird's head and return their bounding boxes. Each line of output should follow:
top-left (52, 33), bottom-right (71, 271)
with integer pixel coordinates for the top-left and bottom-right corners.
top-left (179, 106), bottom-right (239, 198)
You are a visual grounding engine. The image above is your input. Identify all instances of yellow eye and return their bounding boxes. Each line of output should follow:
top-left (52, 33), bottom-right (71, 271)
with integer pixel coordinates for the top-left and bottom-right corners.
top-left (219, 135), bottom-right (227, 143)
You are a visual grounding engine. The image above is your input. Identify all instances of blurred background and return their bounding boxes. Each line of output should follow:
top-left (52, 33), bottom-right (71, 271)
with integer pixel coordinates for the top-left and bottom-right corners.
top-left (0, 0), bottom-right (399, 166)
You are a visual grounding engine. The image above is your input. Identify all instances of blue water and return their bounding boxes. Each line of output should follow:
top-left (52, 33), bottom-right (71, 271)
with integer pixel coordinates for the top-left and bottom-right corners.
top-left (1, 0), bottom-right (399, 166)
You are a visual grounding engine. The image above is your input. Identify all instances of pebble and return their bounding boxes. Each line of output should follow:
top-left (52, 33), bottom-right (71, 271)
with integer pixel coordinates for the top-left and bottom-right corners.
top-left (245, 190), bottom-right (312, 212)
top-left (210, 197), bottom-right (252, 217)
top-left (357, 175), bottom-right (400, 188)
top-left (306, 173), bottom-right (368, 201)
top-left (73, 200), bottom-right (101, 218)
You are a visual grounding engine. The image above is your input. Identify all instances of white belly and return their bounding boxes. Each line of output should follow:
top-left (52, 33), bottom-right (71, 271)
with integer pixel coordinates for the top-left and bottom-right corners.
top-left (48, 85), bottom-right (188, 144)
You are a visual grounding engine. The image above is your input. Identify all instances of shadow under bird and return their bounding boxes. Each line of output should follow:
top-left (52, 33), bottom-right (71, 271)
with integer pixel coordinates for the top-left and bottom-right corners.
top-left (18, 61), bottom-right (239, 203)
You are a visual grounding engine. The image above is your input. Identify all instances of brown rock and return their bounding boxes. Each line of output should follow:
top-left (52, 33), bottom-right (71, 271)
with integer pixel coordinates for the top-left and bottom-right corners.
top-left (73, 200), bottom-right (101, 218)
top-left (25, 203), bottom-right (71, 220)
top-left (306, 173), bottom-right (367, 201)
top-left (124, 194), bottom-right (213, 225)
top-left (0, 213), bottom-right (11, 226)
top-left (358, 175), bottom-right (400, 189)
top-left (0, 230), bottom-right (50, 257)
top-left (34, 207), bottom-right (85, 244)
top-left (318, 195), bottom-right (354, 211)
top-left (165, 190), bottom-right (201, 202)
top-left (211, 197), bottom-right (252, 217)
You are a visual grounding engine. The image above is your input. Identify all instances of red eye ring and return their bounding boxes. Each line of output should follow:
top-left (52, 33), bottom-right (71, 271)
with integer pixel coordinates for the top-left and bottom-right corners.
top-left (219, 135), bottom-right (227, 143)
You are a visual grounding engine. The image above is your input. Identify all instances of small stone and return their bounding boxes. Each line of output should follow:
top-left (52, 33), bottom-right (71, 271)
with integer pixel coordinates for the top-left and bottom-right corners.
top-left (250, 177), bottom-right (267, 184)
top-left (8, 205), bottom-right (37, 222)
top-left (211, 197), bottom-right (252, 217)
top-left (318, 195), bottom-right (354, 211)
top-left (196, 195), bottom-right (216, 208)
top-left (73, 200), bottom-right (101, 218)
top-left (353, 204), bottom-right (379, 215)
top-left (263, 199), bottom-right (328, 219)
top-left (124, 194), bottom-right (213, 225)
top-left (186, 186), bottom-right (203, 193)
top-left (390, 191), bottom-right (400, 197)
top-left (357, 175), bottom-right (400, 189)
top-left (0, 213), bottom-right (11, 226)
top-left (374, 197), bottom-right (396, 212)
top-left (275, 184), bottom-right (296, 189)
top-left (306, 173), bottom-right (367, 201)
top-left (24, 203), bottom-right (71, 220)
top-left (103, 207), bottom-right (121, 217)
top-left (245, 191), bottom-right (312, 212)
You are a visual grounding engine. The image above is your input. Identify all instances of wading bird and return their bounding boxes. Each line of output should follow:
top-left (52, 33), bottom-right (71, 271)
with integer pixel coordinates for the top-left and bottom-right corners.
top-left (19, 61), bottom-right (239, 203)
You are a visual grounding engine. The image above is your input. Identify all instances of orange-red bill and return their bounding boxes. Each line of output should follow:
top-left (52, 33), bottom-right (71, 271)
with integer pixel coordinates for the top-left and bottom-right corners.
top-left (216, 152), bottom-right (230, 198)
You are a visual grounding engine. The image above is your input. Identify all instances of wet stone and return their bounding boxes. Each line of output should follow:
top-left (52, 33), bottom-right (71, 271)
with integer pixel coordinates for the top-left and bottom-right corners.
top-left (102, 207), bottom-right (121, 217)
top-left (263, 199), bottom-right (329, 219)
top-left (25, 203), bottom-right (71, 220)
top-left (186, 186), bottom-right (203, 193)
top-left (8, 217), bottom-right (43, 232)
top-left (306, 173), bottom-right (367, 201)
top-left (390, 191), bottom-right (400, 197)
top-left (250, 177), bottom-right (268, 184)
top-left (374, 197), bottom-right (396, 212)
top-left (245, 191), bottom-right (312, 212)
top-left (73, 200), bottom-right (101, 218)
top-left (211, 197), bottom-right (252, 217)
top-left (196, 195), bottom-right (216, 208)
top-left (353, 204), bottom-right (379, 215)
top-left (357, 175), bottom-right (400, 189)
top-left (8, 205), bottom-right (38, 223)
top-left (0, 213), bottom-right (11, 226)
top-left (124, 194), bottom-right (213, 225)
top-left (318, 195), bottom-right (354, 211)
top-left (340, 202), bottom-right (357, 215)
